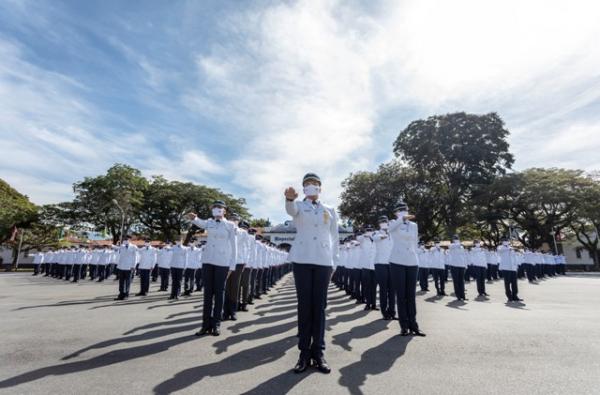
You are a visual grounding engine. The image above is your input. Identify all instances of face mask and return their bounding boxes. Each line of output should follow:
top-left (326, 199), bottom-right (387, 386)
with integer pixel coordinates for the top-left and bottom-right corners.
top-left (212, 207), bottom-right (224, 217)
top-left (379, 223), bottom-right (388, 230)
top-left (452, 240), bottom-right (459, 244)
top-left (474, 243), bottom-right (480, 248)
top-left (395, 211), bottom-right (408, 220)
top-left (303, 184), bottom-right (320, 196)
top-left (435, 243), bottom-right (440, 248)
top-left (502, 241), bottom-right (509, 246)
top-left (365, 231), bottom-right (373, 237)
top-left (123, 241), bottom-right (129, 246)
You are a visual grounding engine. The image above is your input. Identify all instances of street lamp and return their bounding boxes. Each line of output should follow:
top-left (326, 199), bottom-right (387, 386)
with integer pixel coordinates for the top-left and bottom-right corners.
top-left (112, 199), bottom-right (125, 245)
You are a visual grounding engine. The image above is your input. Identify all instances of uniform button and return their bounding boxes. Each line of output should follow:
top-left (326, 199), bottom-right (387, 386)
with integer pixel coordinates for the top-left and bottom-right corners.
top-left (313, 237), bottom-right (317, 240)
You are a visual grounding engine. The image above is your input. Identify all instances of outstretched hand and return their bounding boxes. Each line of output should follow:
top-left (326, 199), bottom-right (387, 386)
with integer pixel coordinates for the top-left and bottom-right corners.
top-left (284, 187), bottom-right (298, 201)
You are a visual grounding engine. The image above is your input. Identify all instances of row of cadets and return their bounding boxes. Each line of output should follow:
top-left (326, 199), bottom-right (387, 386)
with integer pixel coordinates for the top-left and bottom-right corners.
top-left (224, 215), bottom-right (250, 321)
top-left (240, 228), bottom-right (259, 308)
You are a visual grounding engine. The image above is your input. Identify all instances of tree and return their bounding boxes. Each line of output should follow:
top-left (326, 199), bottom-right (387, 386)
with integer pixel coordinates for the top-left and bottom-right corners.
top-left (0, 178), bottom-right (37, 244)
top-left (339, 161), bottom-right (445, 242)
top-left (139, 176), bottom-right (250, 242)
top-left (393, 112), bottom-right (514, 235)
top-left (9, 222), bottom-right (62, 269)
top-left (249, 218), bottom-right (271, 228)
top-left (570, 178), bottom-right (600, 268)
top-left (73, 164), bottom-right (148, 244)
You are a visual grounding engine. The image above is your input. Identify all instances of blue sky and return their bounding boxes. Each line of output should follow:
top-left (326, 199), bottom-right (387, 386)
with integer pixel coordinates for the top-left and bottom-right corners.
top-left (1, 0), bottom-right (600, 223)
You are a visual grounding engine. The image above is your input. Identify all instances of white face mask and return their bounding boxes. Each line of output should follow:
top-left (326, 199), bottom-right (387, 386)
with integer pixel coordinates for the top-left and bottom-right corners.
top-left (303, 184), bottom-right (321, 197)
top-left (395, 211), bottom-right (408, 220)
top-left (452, 240), bottom-right (459, 244)
top-left (502, 241), bottom-right (509, 246)
top-left (365, 231), bottom-right (373, 237)
top-left (123, 241), bottom-right (129, 246)
top-left (474, 243), bottom-right (480, 248)
top-left (212, 207), bottom-right (225, 217)
top-left (379, 222), bottom-right (388, 230)
top-left (435, 243), bottom-right (441, 248)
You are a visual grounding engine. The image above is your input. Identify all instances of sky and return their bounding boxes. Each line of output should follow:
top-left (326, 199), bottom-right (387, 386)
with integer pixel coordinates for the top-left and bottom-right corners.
top-left (1, 0), bottom-right (600, 224)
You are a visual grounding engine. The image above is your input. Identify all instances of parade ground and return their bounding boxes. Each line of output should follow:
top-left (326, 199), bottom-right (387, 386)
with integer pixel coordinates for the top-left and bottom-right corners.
top-left (1, 273), bottom-right (599, 395)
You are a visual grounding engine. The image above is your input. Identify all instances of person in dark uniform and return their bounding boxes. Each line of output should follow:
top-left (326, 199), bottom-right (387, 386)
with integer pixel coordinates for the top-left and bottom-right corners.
top-left (388, 201), bottom-right (425, 337)
top-left (285, 173), bottom-right (338, 374)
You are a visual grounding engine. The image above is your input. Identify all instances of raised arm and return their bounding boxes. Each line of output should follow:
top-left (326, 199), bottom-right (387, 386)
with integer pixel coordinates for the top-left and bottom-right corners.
top-left (284, 187), bottom-right (300, 217)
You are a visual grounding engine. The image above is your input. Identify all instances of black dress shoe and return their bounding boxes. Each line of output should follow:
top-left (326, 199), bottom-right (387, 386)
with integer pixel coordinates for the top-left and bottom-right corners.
top-left (293, 358), bottom-right (309, 373)
top-left (363, 305), bottom-right (371, 311)
top-left (312, 357), bottom-right (331, 374)
top-left (114, 296), bottom-right (124, 301)
top-left (513, 297), bottom-right (524, 302)
top-left (371, 306), bottom-right (379, 311)
top-left (400, 329), bottom-right (410, 336)
top-left (230, 315), bottom-right (238, 321)
top-left (212, 328), bottom-right (221, 336)
top-left (410, 329), bottom-right (426, 337)
top-left (195, 328), bottom-right (211, 336)
top-left (247, 301), bottom-right (254, 305)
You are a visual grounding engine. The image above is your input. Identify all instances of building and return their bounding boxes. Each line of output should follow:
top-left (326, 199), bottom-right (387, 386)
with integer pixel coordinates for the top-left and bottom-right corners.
top-left (261, 221), bottom-right (354, 251)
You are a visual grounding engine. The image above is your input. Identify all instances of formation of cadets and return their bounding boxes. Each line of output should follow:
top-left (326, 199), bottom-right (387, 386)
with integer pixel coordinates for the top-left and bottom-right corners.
top-left (334, 227), bottom-right (567, 311)
top-left (31, 200), bottom-right (290, 337)
top-left (28, 173), bottom-right (569, 376)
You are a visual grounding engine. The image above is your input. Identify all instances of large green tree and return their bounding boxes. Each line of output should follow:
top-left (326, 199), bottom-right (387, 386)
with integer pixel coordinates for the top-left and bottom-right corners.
top-left (73, 164), bottom-right (148, 244)
top-left (393, 112), bottom-right (514, 235)
top-left (139, 176), bottom-right (249, 242)
top-left (339, 161), bottom-right (445, 242)
top-left (569, 176), bottom-right (600, 268)
top-left (0, 178), bottom-right (37, 244)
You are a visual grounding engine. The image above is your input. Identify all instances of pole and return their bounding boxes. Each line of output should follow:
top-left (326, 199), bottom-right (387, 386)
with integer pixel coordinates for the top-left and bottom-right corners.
top-left (15, 230), bottom-right (24, 270)
top-left (551, 228), bottom-right (559, 255)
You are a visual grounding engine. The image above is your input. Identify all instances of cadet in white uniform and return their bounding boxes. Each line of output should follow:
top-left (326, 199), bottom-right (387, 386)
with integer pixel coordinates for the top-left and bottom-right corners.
top-left (358, 227), bottom-right (377, 310)
top-left (417, 242), bottom-right (430, 292)
top-left (429, 239), bottom-right (447, 296)
top-left (157, 243), bottom-right (172, 291)
top-left (32, 251), bottom-right (44, 276)
top-left (184, 241), bottom-right (202, 296)
top-left (188, 200), bottom-right (237, 337)
top-left (224, 215), bottom-right (247, 320)
top-left (388, 201), bottom-right (425, 337)
top-left (470, 241), bottom-right (489, 297)
top-left (169, 240), bottom-right (189, 300)
top-left (285, 173), bottom-right (338, 374)
top-left (497, 238), bottom-right (522, 302)
top-left (114, 237), bottom-right (139, 300)
top-left (447, 235), bottom-right (468, 301)
top-left (137, 240), bottom-right (157, 296)
top-left (373, 216), bottom-right (395, 320)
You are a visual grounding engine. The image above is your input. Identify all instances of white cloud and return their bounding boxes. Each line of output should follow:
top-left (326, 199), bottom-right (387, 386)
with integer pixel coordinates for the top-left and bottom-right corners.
top-left (0, 37), bottom-right (223, 206)
top-left (185, 0), bottom-right (600, 222)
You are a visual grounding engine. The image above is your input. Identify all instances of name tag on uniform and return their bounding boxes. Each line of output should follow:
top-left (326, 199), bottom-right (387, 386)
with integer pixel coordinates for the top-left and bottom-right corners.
top-left (323, 211), bottom-right (330, 224)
